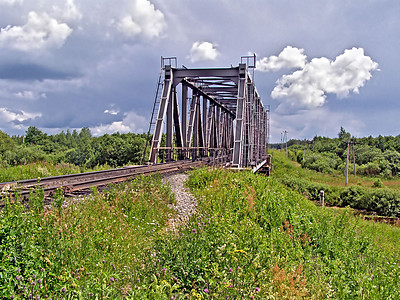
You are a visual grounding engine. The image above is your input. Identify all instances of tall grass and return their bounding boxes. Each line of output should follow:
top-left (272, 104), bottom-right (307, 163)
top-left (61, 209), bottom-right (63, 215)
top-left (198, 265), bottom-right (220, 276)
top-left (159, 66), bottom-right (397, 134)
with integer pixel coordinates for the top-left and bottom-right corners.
top-left (0, 161), bottom-right (115, 183)
top-left (1, 168), bottom-right (399, 298)
top-left (0, 174), bottom-right (175, 299)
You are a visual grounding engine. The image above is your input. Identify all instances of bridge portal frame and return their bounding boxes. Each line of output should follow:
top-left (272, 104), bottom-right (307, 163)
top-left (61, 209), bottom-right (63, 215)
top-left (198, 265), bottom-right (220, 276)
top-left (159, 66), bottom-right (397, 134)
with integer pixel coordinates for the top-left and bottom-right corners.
top-left (149, 57), bottom-right (269, 168)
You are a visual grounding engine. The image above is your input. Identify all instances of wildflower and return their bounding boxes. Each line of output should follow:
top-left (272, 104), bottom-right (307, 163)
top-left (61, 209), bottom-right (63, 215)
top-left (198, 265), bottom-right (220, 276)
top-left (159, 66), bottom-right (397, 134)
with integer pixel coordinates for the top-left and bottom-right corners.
top-left (255, 287), bottom-right (260, 292)
top-left (110, 277), bottom-right (115, 282)
top-left (89, 293), bottom-right (93, 297)
top-left (37, 279), bottom-right (42, 284)
top-left (229, 268), bottom-right (233, 273)
top-left (204, 288), bottom-right (209, 293)
top-left (192, 229), bottom-right (197, 234)
top-left (61, 287), bottom-right (67, 293)
top-left (41, 268), bottom-right (45, 272)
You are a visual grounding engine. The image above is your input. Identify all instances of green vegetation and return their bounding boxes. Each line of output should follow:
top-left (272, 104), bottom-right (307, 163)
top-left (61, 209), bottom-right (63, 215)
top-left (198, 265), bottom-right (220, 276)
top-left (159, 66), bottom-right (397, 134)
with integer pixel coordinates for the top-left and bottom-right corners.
top-left (1, 168), bottom-right (399, 298)
top-left (0, 127), bottom-right (149, 170)
top-left (273, 127), bottom-right (400, 178)
top-left (272, 150), bottom-right (400, 217)
top-left (0, 175), bottom-right (175, 299)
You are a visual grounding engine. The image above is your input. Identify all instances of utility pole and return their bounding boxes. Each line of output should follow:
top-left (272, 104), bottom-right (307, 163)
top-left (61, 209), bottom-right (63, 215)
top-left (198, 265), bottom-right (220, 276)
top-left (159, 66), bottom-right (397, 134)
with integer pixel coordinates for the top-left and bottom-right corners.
top-left (282, 130), bottom-right (288, 156)
top-left (352, 139), bottom-right (357, 176)
top-left (345, 138), bottom-right (357, 185)
top-left (345, 138), bottom-right (350, 186)
top-left (285, 131), bottom-right (288, 155)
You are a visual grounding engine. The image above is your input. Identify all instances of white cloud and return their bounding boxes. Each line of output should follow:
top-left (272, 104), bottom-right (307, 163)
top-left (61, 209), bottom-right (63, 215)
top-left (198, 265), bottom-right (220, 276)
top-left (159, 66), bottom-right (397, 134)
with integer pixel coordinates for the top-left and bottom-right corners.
top-left (52, 0), bottom-right (82, 22)
top-left (0, 11), bottom-right (72, 51)
top-left (91, 111), bottom-right (146, 136)
top-left (14, 90), bottom-right (36, 100)
top-left (0, 107), bottom-right (41, 124)
top-left (104, 109), bottom-right (119, 115)
top-left (116, 0), bottom-right (166, 39)
top-left (117, 15), bottom-right (142, 37)
top-left (189, 41), bottom-right (220, 63)
top-left (270, 47), bottom-right (379, 113)
top-left (257, 46), bottom-right (307, 71)
top-left (0, 0), bottom-right (23, 5)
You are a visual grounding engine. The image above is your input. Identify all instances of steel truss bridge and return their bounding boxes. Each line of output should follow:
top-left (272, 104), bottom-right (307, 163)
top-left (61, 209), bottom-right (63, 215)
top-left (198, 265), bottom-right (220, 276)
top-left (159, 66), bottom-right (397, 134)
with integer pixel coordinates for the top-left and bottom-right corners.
top-left (147, 56), bottom-right (270, 169)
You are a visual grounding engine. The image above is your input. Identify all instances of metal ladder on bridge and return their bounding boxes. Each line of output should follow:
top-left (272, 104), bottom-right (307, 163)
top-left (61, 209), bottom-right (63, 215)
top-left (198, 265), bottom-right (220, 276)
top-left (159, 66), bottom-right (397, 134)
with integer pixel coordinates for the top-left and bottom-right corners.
top-left (141, 68), bottom-right (164, 164)
top-left (142, 57), bottom-right (178, 164)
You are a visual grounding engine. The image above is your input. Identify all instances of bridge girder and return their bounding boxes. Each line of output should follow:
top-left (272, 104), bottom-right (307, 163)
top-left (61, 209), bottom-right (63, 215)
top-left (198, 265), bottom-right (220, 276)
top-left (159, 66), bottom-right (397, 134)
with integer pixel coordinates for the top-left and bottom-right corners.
top-left (149, 58), bottom-right (269, 168)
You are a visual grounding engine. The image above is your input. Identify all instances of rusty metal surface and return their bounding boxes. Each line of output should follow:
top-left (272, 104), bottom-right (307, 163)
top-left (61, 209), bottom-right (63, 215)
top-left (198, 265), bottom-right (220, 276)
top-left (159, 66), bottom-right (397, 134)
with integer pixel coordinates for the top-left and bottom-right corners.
top-left (0, 160), bottom-right (207, 201)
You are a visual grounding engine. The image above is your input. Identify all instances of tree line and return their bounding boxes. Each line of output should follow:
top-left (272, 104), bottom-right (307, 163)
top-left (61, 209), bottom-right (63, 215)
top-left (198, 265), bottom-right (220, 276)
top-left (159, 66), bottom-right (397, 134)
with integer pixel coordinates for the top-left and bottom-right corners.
top-left (0, 126), bottom-right (151, 168)
top-left (284, 127), bottom-right (400, 177)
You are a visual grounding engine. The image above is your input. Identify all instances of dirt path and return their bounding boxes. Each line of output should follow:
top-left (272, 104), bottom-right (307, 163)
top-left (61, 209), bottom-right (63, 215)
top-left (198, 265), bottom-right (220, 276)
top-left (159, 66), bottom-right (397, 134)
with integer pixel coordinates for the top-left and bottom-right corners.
top-left (163, 173), bottom-right (197, 232)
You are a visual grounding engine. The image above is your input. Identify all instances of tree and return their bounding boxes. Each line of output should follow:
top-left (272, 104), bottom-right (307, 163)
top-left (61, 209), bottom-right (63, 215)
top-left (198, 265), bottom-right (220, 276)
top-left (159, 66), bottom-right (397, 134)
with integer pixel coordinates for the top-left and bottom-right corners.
top-left (0, 130), bottom-right (15, 154)
top-left (337, 126), bottom-right (350, 139)
top-left (25, 126), bottom-right (45, 144)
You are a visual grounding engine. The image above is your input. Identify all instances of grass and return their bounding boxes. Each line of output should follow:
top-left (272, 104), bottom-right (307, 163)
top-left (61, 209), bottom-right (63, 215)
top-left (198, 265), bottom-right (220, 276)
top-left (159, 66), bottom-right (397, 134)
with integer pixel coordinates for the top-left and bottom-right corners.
top-left (0, 174), bottom-right (175, 299)
top-left (273, 150), bottom-right (400, 217)
top-left (0, 161), bottom-right (112, 183)
top-left (279, 150), bottom-right (400, 190)
top-left (1, 165), bottom-right (399, 298)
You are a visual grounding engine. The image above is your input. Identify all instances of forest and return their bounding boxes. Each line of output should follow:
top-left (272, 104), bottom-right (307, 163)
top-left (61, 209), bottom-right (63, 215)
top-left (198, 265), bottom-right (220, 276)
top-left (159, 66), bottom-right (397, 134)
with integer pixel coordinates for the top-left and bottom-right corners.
top-left (274, 127), bottom-right (400, 178)
top-left (0, 126), bottom-right (150, 169)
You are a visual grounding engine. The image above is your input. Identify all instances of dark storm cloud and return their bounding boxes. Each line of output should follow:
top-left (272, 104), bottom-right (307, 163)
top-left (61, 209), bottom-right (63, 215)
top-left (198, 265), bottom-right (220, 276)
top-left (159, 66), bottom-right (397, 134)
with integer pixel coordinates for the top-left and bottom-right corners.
top-left (0, 0), bottom-right (399, 142)
top-left (0, 63), bottom-right (78, 81)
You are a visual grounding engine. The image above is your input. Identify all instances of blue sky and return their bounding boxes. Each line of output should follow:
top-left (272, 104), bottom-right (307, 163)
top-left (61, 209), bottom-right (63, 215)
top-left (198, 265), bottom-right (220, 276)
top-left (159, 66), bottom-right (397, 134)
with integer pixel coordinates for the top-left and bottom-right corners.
top-left (0, 0), bottom-right (398, 142)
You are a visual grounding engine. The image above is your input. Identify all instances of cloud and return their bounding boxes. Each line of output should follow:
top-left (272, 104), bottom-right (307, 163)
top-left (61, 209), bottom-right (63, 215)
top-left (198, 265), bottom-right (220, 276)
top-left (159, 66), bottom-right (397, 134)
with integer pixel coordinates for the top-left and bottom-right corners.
top-left (116, 0), bottom-right (166, 39)
top-left (14, 90), bottom-right (36, 100)
top-left (257, 46), bottom-right (307, 71)
top-left (189, 41), bottom-right (220, 63)
top-left (270, 107), bottom-right (365, 142)
top-left (91, 111), bottom-right (146, 136)
top-left (269, 47), bottom-right (379, 113)
top-left (52, 0), bottom-right (82, 22)
top-left (0, 63), bottom-right (78, 80)
top-left (0, 11), bottom-right (72, 51)
top-left (0, 0), bottom-right (22, 4)
top-left (0, 107), bottom-right (41, 128)
top-left (104, 109), bottom-right (119, 116)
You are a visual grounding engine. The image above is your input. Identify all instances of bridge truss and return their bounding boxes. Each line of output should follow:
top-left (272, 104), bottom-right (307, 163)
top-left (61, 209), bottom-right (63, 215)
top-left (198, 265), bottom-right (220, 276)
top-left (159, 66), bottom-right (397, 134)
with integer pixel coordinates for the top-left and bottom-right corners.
top-left (148, 56), bottom-right (269, 168)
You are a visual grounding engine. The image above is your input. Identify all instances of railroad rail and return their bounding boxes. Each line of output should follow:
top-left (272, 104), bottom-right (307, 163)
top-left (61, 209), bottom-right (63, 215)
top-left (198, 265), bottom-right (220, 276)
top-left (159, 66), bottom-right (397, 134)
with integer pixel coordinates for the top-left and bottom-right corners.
top-left (0, 160), bottom-right (207, 201)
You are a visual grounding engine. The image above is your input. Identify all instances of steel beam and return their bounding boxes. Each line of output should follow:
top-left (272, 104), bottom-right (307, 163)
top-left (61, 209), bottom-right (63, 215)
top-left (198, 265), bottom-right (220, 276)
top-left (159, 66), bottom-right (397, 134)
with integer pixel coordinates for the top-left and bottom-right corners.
top-left (148, 58), bottom-right (269, 168)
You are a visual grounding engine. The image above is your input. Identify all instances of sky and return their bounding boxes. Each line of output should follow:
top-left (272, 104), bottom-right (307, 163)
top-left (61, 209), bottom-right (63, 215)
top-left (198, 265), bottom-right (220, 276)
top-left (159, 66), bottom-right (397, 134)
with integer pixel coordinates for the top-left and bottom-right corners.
top-left (0, 0), bottom-right (399, 143)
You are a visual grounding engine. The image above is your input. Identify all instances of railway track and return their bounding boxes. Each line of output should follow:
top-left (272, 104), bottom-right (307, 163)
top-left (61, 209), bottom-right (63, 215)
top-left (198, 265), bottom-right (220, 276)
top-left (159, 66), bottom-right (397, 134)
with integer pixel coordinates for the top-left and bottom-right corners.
top-left (0, 160), bottom-right (207, 201)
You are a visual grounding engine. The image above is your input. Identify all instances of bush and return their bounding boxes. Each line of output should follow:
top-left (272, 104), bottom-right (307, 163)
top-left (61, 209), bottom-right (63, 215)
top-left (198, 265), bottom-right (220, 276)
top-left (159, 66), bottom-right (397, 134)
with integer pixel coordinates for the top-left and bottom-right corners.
top-left (358, 161), bottom-right (381, 176)
top-left (373, 178), bottom-right (383, 188)
top-left (278, 172), bottom-right (400, 217)
top-left (2, 146), bottom-right (49, 165)
top-left (302, 152), bottom-right (341, 174)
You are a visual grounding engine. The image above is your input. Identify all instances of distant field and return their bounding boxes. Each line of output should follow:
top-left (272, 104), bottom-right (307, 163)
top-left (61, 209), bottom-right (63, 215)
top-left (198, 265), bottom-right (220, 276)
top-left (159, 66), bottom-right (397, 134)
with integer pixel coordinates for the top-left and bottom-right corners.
top-left (272, 150), bottom-right (400, 190)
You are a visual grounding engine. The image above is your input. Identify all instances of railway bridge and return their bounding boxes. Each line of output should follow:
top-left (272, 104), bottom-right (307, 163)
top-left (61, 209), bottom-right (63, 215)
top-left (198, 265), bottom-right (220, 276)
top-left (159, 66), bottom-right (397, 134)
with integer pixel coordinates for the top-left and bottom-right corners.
top-left (147, 56), bottom-right (270, 170)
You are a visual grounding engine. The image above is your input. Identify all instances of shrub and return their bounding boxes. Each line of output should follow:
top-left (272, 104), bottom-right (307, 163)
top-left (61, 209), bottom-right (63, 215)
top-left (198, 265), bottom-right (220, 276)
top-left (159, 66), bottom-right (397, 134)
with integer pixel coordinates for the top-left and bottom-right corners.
top-left (373, 178), bottom-right (383, 188)
top-left (302, 152), bottom-right (341, 174)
